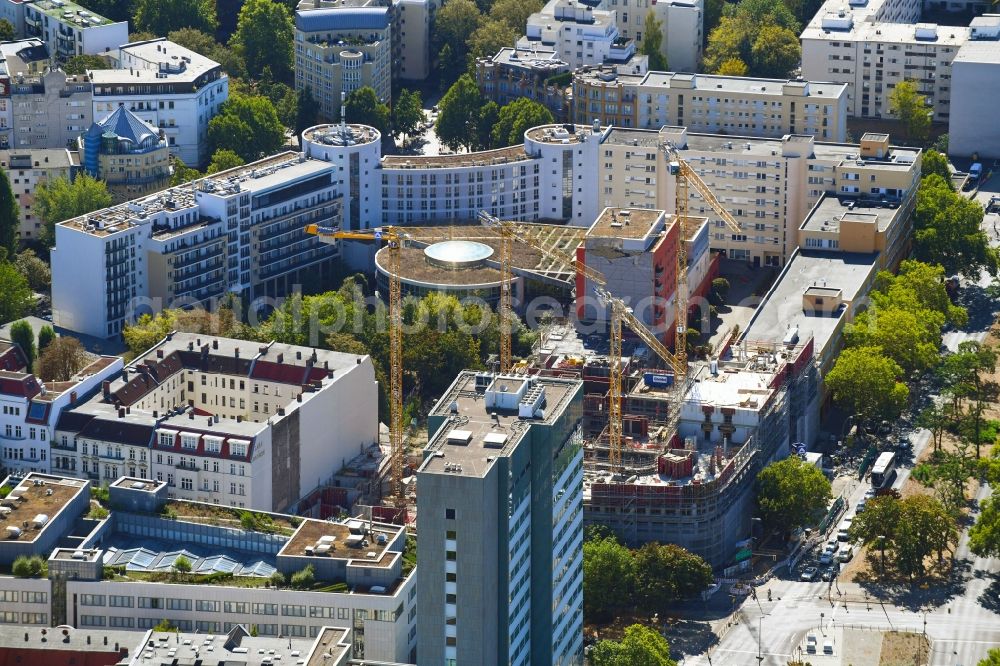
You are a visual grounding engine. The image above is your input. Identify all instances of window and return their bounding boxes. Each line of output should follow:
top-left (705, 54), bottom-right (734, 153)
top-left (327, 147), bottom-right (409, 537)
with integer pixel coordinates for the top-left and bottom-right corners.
top-left (79, 615), bottom-right (105, 627)
top-left (79, 594), bottom-right (105, 606)
top-left (253, 603), bottom-right (278, 615)
top-left (0, 591), bottom-right (17, 603)
top-left (110, 616), bottom-right (134, 628)
top-left (21, 591), bottom-right (46, 604)
top-left (166, 598), bottom-right (192, 611)
top-left (0, 612), bottom-right (16, 623)
top-left (224, 601), bottom-right (249, 614)
top-left (282, 604), bottom-right (307, 617)
top-left (197, 600), bottom-right (220, 612)
top-left (109, 595), bottom-right (132, 607)
top-left (446, 508), bottom-right (455, 520)
top-left (138, 597), bottom-right (162, 609)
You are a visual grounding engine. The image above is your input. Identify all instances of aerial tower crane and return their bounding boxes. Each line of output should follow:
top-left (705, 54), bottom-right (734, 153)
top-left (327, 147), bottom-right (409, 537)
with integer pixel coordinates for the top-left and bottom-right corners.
top-left (661, 143), bottom-right (743, 369)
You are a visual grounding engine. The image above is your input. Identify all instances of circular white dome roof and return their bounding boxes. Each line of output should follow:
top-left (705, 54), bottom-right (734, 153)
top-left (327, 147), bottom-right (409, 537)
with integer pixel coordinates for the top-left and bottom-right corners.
top-left (424, 240), bottom-right (494, 268)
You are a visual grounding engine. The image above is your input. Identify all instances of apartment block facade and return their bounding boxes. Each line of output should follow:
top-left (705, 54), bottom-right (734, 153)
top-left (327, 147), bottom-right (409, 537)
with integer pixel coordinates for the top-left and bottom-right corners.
top-left (0, 148), bottom-right (80, 240)
top-left (50, 333), bottom-right (378, 512)
top-left (476, 47), bottom-right (574, 123)
top-left (294, 0), bottom-right (393, 120)
top-left (574, 67), bottom-right (849, 142)
top-left (518, 0), bottom-right (627, 70)
top-left (52, 151), bottom-right (341, 339)
top-left (598, 126), bottom-right (920, 267)
top-left (598, 0), bottom-right (703, 72)
top-left (417, 372), bottom-right (584, 666)
top-left (2, 0), bottom-right (127, 61)
top-left (89, 39), bottom-right (229, 167)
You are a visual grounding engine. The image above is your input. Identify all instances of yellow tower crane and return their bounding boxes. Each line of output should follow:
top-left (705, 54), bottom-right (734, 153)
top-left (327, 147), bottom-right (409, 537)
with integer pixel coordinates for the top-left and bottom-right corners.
top-left (662, 143), bottom-right (743, 370)
top-left (478, 212), bottom-right (685, 473)
top-left (305, 224), bottom-right (406, 505)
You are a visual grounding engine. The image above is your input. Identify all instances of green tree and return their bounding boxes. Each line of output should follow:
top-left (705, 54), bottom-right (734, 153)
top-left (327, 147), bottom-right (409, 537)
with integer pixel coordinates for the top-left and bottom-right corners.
top-left (489, 0), bottom-right (542, 31)
top-left (979, 649), bottom-right (1000, 666)
top-left (872, 260), bottom-right (967, 328)
top-left (436, 75), bottom-right (485, 151)
top-left (476, 100), bottom-right (500, 151)
top-left (345, 86), bottom-right (391, 138)
top-left (208, 94), bottom-right (285, 162)
top-left (0, 18), bottom-right (14, 41)
top-left (37, 337), bottom-right (88, 382)
top-left (290, 564), bottom-right (316, 589)
top-left (845, 306), bottom-right (941, 375)
top-left (0, 167), bottom-right (17, 257)
top-left (938, 340), bottom-right (998, 456)
top-left (851, 495), bottom-right (956, 579)
top-left (749, 25), bottom-right (801, 78)
top-left (152, 619), bottom-right (178, 632)
top-left (10, 320), bottom-right (35, 371)
top-left (295, 86), bottom-right (320, 136)
top-left (913, 174), bottom-right (998, 279)
top-left (392, 88), bottom-right (425, 140)
top-left (825, 346), bottom-right (909, 425)
top-left (491, 98), bottom-right (554, 147)
top-left (63, 54), bottom-right (111, 75)
top-left (716, 57), bottom-right (749, 76)
top-left (169, 27), bottom-right (247, 79)
top-left (468, 19), bottom-right (518, 61)
top-left (34, 174), bottom-right (112, 248)
top-left (640, 12), bottom-right (669, 71)
top-left (172, 555), bottom-right (192, 574)
top-left (583, 535), bottom-right (634, 621)
top-left (921, 149), bottom-right (952, 186)
top-left (170, 158), bottom-right (202, 186)
top-left (971, 494), bottom-right (1000, 559)
top-left (37, 325), bottom-right (55, 353)
top-left (437, 43), bottom-right (464, 90)
top-left (231, 0), bottom-right (294, 81)
top-left (435, 0), bottom-right (482, 55)
top-left (849, 495), bottom-right (901, 572)
top-left (269, 570), bottom-right (286, 587)
top-left (633, 543), bottom-right (713, 612)
top-left (206, 149), bottom-right (245, 175)
top-left (590, 624), bottom-right (677, 666)
top-left (888, 80), bottom-right (930, 145)
top-left (755, 456), bottom-right (832, 533)
top-left (703, 0), bottom-right (725, 41)
top-left (134, 0), bottom-right (217, 34)
top-left (0, 262), bottom-right (33, 326)
top-left (703, 0), bottom-right (799, 74)
top-left (916, 403), bottom-right (948, 453)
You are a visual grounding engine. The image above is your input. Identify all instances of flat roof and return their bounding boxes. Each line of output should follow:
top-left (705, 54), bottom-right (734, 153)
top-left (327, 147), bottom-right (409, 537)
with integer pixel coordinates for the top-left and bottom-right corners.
top-left (421, 372), bottom-right (581, 477)
top-left (0, 626), bottom-right (137, 656)
top-left (0, 473), bottom-right (88, 543)
top-left (800, 195), bottom-right (904, 232)
top-left (116, 39), bottom-right (221, 80)
top-left (0, 148), bottom-right (78, 170)
top-left (280, 518), bottom-right (402, 566)
top-left (382, 144), bottom-right (529, 169)
top-left (955, 38), bottom-right (1000, 64)
top-left (605, 128), bottom-right (662, 147)
top-left (587, 207), bottom-right (666, 240)
top-left (803, 17), bottom-right (969, 44)
top-left (306, 627), bottom-right (352, 666)
top-left (23, 0), bottom-right (115, 25)
top-left (637, 71), bottom-right (847, 98)
top-left (684, 364), bottom-right (776, 408)
top-left (110, 476), bottom-right (166, 491)
top-left (525, 124), bottom-right (595, 144)
top-left (741, 249), bottom-right (879, 353)
top-left (489, 46), bottom-right (569, 70)
top-left (137, 627), bottom-right (314, 666)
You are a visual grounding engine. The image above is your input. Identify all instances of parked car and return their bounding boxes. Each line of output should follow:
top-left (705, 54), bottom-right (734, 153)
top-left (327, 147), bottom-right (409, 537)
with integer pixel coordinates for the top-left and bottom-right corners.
top-left (896, 439), bottom-right (913, 452)
top-left (800, 566), bottom-right (818, 581)
top-left (838, 545), bottom-right (854, 562)
top-left (864, 488), bottom-right (877, 500)
top-left (856, 499), bottom-right (867, 513)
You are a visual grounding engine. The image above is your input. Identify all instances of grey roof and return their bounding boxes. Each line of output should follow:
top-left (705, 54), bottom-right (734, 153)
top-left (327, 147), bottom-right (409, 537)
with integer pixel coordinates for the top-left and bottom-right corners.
top-left (95, 106), bottom-right (160, 145)
top-left (295, 7), bottom-right (391, 31)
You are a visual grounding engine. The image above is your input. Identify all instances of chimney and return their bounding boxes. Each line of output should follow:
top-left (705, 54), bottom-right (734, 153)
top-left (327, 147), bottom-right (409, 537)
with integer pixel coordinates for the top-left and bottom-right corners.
top-left (296, 351), bottom-right (302, 360)
top-left (324, 360), bottom-right (329, 370)
top-left (70, 391), bottom-right (77, 404)
top-left (237, 415), bottom-right (243, 422)
top-left (235, 347), bottom-right (240, 358)
top-left (277, 353), bottom-right (283, 364)
top-left (153, 410), bottom-right (158, 418)
top-left (207, 417), bottom-right (213, 426)
top-left (122, 369), bottom-right (128, 382)
top-left (117, 407), bottom-right (125, 418)
top-left (277, 407), bottom-right (286, 416)
top-left (156, 349), bottom-right (163, 358)
top-left (296, 393), bottom-right (302, 402)
top-left (212, 340), bottom-right (218, 350)
top-left (188, 412), bottom-right (195, 420)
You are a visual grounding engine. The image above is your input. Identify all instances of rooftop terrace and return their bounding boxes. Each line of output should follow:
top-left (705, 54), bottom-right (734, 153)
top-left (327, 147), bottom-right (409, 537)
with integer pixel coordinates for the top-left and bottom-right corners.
top-left (280, 517), bottom-right (401, 567)
top-left (381, 144), bottom-right (529, 169)
top-left (0, 474), bottom-right (88, 543)
top-left (26, 0), bottom-right (115, 25)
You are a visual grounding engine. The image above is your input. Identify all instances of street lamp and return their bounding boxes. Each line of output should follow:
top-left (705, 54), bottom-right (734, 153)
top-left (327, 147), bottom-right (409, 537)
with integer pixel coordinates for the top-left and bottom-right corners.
top-left (820, 612), bottom-right (825, 636)
top-left (756, 616), bottom-right (764, 665)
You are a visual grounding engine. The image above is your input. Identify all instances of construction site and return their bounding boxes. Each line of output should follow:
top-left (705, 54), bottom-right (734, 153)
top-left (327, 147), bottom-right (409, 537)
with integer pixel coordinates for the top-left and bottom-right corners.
top-left (300, 143), bottom-right (822, 568)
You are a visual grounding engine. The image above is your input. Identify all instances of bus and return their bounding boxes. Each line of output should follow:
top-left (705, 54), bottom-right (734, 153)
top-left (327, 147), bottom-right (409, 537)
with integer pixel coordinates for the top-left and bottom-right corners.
top-left (870, 451), bottom-right (897, 489)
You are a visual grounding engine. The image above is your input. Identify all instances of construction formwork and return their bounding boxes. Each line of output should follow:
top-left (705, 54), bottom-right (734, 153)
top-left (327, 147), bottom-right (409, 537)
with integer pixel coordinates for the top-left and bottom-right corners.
top-left (582, 344), bottom-right (815, 567)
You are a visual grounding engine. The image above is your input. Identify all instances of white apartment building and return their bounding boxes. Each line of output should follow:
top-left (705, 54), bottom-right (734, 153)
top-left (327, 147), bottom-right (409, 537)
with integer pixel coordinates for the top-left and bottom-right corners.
top-left (0, 342), bottom-right (121, 478)
top-left (1, 0), bottom-right (128, 61)
top-left (599, 0), bottom-right (703, 72)
top-left (598, 126), bottom-right (921, 266)
top-left (51, 151), bottom-right (341, 339)
top-left (0, 473), bottom-right (417, 663)
top-left (518, 0), bottom-right (626, 70)
top-left (52, 333), bottom-right (378, 512)
top-left (89, 39), bottom-right (229, 167)
top-left (394, 0), bottom-right (439, 81)
top-left (0, 149), bottom-right (79, 240)
top-left (800, 0), bottom-right (1000, 125)
top-left (0, 40), bottom-right (93, 151)
top-left (294, 0), bottom-right (393, 120)
top-left (948, 16), bottom-right (1000, 158)
top-left (574, 67), bottom-right (849, 141)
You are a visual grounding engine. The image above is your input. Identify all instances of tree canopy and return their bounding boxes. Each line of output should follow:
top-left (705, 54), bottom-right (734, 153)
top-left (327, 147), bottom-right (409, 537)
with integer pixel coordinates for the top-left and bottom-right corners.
top-left (755, 456), bottom-right (832, 532)
top-left (888, 80), bottom-right (930, 145)
top-left (436, 75), bottom-right (485, 151)
top-left (589, 625), bottom-right (677, 666)
top-left (633, 543), bottom-right (714, 612)
top-left (37, 337), bottom-right (88, 382)
top-left (34, 174), bottom-right (112, 248)
top-left (9, 321), bottom-right (35, 371)
top-left (345, 87), bottom-right (391, 139)
top-left (134, 0), bottom-right (217, 35)
top-left (468, 19), bottom-right (518, 61)
top-left (703, 0), bottom-right (800, 76)
top-left (231, 0), bottom-right (294, 81)
top-left (63, 54), bottom-right (111, 75)
top-left (913, 173), bottom-right (998, 278)
top-left (978, 648), bottom-right (1000, 666)
top-left (0, 166), bottom-right (17, 257)
top-left (0, 18), bottom-right (14, 41)
top-left (0, 262), bottom-right (32, 326)
top-left (583, 535), bottom-right (635, 620)
top-left (850, 494), bottom-right (956, 579)
top-left (208, 94), bottom-right (285, 162)
top-left (490, 0), bottom-right (542, 32)
top-left (640, 13), bottom-right (669, 71)
top-left (491, 98), bottom-right (554, 147)
top-left (392, 88), bottom-right (425, 140)
top-left (206, 149), bottom-right (245, 174)
top-left (295, 86), bottom-right (320, 137)
top-left (826, 346), bottom-right (909, 424)
top-left (921, 149), bottom-right (952, 185)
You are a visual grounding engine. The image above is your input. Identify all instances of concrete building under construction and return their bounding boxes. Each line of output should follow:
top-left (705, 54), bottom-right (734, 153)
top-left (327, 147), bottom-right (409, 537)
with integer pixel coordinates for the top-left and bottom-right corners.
top-left (580, 339), bottom-right (818, 566)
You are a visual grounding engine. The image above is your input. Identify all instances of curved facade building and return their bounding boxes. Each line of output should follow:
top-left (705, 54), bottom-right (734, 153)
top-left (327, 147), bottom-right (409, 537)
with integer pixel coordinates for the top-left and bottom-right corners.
top-left (374, 240), bottom-right (510, 306)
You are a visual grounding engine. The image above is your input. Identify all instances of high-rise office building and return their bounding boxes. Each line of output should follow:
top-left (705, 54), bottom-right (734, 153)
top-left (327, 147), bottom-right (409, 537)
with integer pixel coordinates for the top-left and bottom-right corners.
top-left (416, 371), bottom-right (585, 666)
